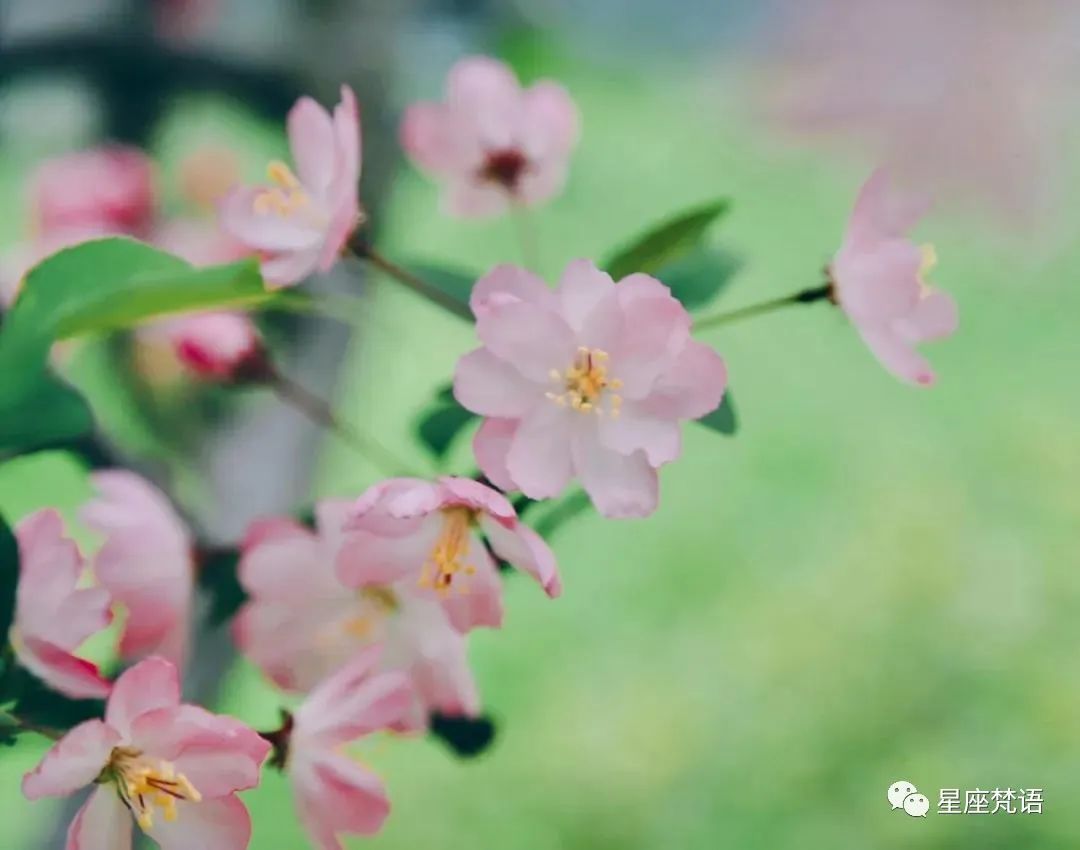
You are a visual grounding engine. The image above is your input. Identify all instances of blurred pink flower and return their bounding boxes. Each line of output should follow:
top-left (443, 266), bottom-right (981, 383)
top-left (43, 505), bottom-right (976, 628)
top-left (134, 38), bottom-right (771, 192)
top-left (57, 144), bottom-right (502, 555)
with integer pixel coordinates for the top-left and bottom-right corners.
top-left (23, 656), bottom-right (269, 850)
top-left (830, 170), bottom-right (958, 386)
top-left (455, 261), bottom-right (727, 518)
top-left (401, 56), bottom-right (580, 217)
top-left (339, 476), bottom-right (560, 631)
top-left (234, 501), bottom-right (480, 727)
top-left (11, 510), bottom-right (112, 700)
top-left (756, 0), bottom-right (1080, 221)
top-left (150, 219), bottom-right (262, 380)
top-left (80, 471), bottom-right (194, 667)
top-left (287, 647), bottom-right (412, 850)
top-left (30, 147), bottom-right (156, 236)
top-left (220, 86), bottom-right (362, 288)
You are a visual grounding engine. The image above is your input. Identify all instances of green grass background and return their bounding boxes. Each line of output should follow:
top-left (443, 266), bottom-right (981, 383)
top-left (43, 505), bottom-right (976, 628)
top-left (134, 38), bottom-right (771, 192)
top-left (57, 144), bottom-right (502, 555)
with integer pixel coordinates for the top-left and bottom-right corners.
top-left (2, 37), bottom-right (1079, 850)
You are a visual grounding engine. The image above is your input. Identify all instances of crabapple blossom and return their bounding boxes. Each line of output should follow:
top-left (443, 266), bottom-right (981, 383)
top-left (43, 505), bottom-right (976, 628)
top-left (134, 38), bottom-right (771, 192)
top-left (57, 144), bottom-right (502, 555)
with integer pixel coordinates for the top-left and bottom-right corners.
top-left (285, 647), bottom-right (412, 850)
top-left (233, 500), bottom-right (480, 727)
top-left (80, 472), bottom-right (194, 666)
top-left (339, 476), bottom-right (561, 632)
top-left (829, 169), bottom-right (958, 386)
top-left (454, 261), bottom-right (728, 518)
top-left (10, 510), bottom-right (112, 700)
top-left (219, 85), bottom-right (362, 288)
top-left (401, 55), bottom-right (580, 217)
top-left (22, 657), bottom-right (270, 850)
top-left (30, 147), bottom-right (156, 236)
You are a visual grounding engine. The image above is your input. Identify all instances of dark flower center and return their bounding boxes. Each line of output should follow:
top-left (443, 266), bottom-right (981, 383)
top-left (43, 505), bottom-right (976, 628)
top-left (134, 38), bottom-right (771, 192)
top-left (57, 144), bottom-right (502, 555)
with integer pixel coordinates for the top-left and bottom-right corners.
top-left (479, 149), bottom-right (529, 190)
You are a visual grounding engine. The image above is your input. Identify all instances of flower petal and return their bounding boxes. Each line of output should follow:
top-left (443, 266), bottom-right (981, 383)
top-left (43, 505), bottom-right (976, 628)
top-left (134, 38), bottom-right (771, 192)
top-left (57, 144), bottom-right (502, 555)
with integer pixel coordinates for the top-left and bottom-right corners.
top-left (16, 637), bottom-right (112, 701)
top-left (505, 403), bottom-right (576, 499)
top-left (438, 532), bottom-right (504, 632)
top-left (522, 81), bottom-right (580, 157)
top-left (470, 264), bottom-right (555, 319)
top-left (476, 300), bottom-right (577, 383)
top-left (148, 795), bottom-right (251, 850)
top-left (435, 477), bottom-right (516, 521)
top-left (833, 238), bottom-right (922, 325)
top-left (217, 188), bottom-right (323, 252)
top-left (65, 786), bottom-right (131, 850)
top-left (897, 289), bottom-right (958, 343)
top-left (572, 429), bottom-right (659, 519)
top-left (637, 340), bottom-right (728, 421)
top-left (287, 96), bottom-right (336, 197)
top-left (611, 273), bottom-right (692, 398)
top-left (479, 515), bottom-right (561, 597)
top-left (846, 168), bottom-right (930, 246)
top-left (859, 325), bottom-right (936, 386)
top-left (105, 657), bottom-right (180, 739)
top-left (294, 752), bottom-right (390, 849)
top-left (473, 417), bottom-right (518, 492)
top-left (23, 720), bottom-right (119, 800)
top-left (454, 347), bottom-right (540, 417)
top-left (557, 259), bottom-right (616, 334)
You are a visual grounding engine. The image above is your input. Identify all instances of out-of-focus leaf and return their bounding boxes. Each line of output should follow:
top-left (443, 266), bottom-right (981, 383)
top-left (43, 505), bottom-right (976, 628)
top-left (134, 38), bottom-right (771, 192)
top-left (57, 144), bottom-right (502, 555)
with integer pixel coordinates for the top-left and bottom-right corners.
top-left (604, 200), bottom-right (730, 280)
top-left (198, 547), bottom-right (247, 627)
top-left (430, 712), bottom-right (496, 758)
top-left (11, 669), bottom-right (105, 731)
top-left (0, 514), bottom-right (17, 642)
top-left (696, 391), bottom-right (737, 436)
top-left (416, 383), bottom-right (479, 460)
top-left (391, 263), bottom-right (477, 320)
top-left (0, 237), bottom-right (269, 452)
top-left (533, 490), bottom-right (592, 538)
top-left (658, 248), bottom-right (741, 311)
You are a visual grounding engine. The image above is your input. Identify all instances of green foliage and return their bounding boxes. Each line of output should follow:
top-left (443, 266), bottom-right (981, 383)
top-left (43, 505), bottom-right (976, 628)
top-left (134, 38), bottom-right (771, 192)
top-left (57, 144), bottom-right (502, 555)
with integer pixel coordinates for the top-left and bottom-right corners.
top-left (604, 200), bottom-right (729, 279)
top-left (416, 383), bottom-right (478, 460)
top-left (0, 515), bottom-right (17, 643)
top-left (659, 247), bottom-right (741, 310)
top-left (199, 547), bottom-right (248, 627)
top-left (0, 237), bottom-right (269, 453)
top-left (696, 391), bottom-right (737, 436)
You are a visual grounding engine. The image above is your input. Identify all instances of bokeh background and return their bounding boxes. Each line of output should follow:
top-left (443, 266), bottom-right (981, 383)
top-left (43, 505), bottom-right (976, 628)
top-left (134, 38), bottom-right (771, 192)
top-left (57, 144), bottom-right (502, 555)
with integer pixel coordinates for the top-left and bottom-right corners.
top-left (1, 1), bottom-right (1079, 848)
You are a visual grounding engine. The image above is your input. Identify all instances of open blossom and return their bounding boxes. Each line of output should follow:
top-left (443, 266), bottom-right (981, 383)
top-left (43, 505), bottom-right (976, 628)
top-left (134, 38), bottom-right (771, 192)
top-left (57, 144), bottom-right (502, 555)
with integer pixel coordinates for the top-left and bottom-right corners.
top-left (80, 472), bottom-right (194, 666)
top-left (31, 147), bottom-right (156, 236)
top-left (286, 647), bottom-right (412, 850)
top-left (234, 501), bottom-right (479, 726)
top-left (11, 510), bottom-right (112, 699)
top-left (402, 56), bottom-right (580, 217)
top-left (339, 477), bottom-right (561, 631)
top-left (149, 219), bottom-right (262, 380)
top-left (454, 261), bottom-right (728, 518)
top-left (220, 86), bottom-right (361, 288)
top-left (829, 170), bottom-right (959, 386)
top-left (23, 657), bottom-right (269, 850)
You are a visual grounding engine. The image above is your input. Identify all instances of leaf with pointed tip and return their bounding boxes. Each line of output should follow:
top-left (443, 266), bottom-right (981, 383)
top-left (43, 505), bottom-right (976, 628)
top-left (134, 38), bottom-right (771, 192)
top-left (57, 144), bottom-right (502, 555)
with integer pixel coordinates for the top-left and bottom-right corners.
top-left (430, 712), bottom-right (496, 758)
top-left (604, 200), bottom-right (730, 280)
top-left (696, 391), bottom-right (737, 436)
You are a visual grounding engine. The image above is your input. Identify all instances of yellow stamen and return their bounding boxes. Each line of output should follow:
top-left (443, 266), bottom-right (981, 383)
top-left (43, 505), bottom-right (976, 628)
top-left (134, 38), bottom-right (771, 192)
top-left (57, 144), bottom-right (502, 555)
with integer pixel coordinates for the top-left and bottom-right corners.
top-left (105, 746), bottom-right (201, 832)
top-left (419, 508), bottom-right (475, 596)
top-left (918, 243), bottom-right (938, 298)
top-left (343, 585), bottom-right (399, 638)
top-left (252, 161), bottom-right (312, 218)
top-left (547, 347), bottom-right (622, 417)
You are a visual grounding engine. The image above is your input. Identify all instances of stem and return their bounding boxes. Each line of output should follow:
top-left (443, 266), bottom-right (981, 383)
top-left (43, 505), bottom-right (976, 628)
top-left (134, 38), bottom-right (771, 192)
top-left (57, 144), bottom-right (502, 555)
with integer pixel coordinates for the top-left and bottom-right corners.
top-left (510, 198), bottom-right (539, 271)
top-left (255, 360), bottom-right (417, 477)
top-left (351, 238), bottom-right (472, 321)
top-left (693, 285), bottom-right (833, 331)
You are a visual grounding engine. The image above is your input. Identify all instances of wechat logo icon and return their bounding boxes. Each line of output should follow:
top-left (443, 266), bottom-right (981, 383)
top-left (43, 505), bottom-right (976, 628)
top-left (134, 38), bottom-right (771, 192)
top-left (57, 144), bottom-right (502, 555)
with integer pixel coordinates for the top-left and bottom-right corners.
top-left (888, 780), bottom-right (929, 817)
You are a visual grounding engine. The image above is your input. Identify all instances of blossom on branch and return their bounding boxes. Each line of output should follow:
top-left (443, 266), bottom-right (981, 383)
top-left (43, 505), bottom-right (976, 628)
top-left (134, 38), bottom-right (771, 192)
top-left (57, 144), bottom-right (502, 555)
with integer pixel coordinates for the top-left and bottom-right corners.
top-left (455, 261), bottom-right (728, 518)
top-left (11, 510), bottom-right (113, 700)
top-left (81, 472), bottom-right (195, 667)
top-left (30, 147), bottom-right (157, 237)
top-left (234, 501), bottom-right (480, 727)
top-left (285, 647), bottom-right (413, 850)
top-left (829, 169), bottom-right (958, 386)
top-left (219, 86), bottom-right (362, 288)
top-left (23, 657), bottom-right (269, 850)
top-left (402, 55), bottom-right (580, 217)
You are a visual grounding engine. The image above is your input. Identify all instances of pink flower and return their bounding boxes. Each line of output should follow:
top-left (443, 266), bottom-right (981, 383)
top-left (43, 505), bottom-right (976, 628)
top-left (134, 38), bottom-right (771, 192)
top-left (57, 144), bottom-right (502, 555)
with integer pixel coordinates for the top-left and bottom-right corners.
top-left (454, 261), bottom-right (728, 518)
top-left (401, 56), bottom-right (580, 217)
top-left (286, 647), bottom-right (412, 850)
top-left (339, 476), bottom-right (561, 631)
top-left (234, 501), bottom-right (479, 726)
top-left (830, 170), bottom-right (959, 386)
top-left (23, 657), bottom-right (269, 850)
top-left (31, 147), bottom-right (156, 236)
top-left (80, 472), bottom-right (194, 666)
top-left (149, 220), bottom-right (262, 380)
top-left (10, 510), bottom-right (112, 700)
top-left (219, 86), bottom-right (362, 288)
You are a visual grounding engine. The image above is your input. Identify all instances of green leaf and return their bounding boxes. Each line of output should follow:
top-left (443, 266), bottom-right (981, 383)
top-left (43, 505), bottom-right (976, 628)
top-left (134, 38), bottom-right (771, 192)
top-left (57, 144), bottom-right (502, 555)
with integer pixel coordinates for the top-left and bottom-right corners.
top-left (0, 513), bottom-right (18, 641)
top-left (417, 396), bottom-right (479, 460)
top-left (402, 263), bottom-right (477, 313)
top-left (533, 490), bottom-right (592, 538)
top-left (0, 237), bottom-right (271, 452)
top-left (696, 391), bottom-right (737, 436)
top-left (198, 547), bottom-right (247, 627)
top-left (658, 248), bottom-right (741, 311)
top-left (604, 200), bottom-right (730, 280)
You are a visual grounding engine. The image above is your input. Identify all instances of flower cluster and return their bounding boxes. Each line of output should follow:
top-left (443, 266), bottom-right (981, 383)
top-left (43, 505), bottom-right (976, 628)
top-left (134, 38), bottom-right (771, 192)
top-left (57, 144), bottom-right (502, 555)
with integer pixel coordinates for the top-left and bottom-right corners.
top-left (9, 51), bottom-right (959, 850)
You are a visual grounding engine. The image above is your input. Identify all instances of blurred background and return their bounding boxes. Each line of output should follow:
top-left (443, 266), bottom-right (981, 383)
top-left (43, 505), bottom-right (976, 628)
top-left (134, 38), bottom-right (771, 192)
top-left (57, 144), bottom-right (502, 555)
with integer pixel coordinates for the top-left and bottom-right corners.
top-left (1, 0), bottom-right (1079, 848)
